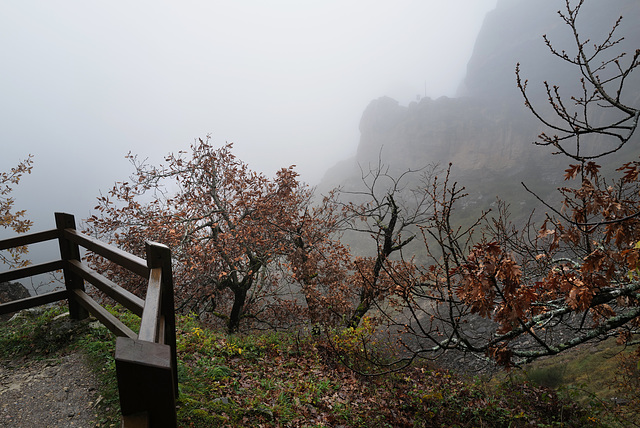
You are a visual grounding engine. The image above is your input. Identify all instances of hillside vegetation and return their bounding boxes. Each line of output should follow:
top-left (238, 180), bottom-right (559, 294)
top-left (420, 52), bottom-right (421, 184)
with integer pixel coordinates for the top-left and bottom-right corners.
top-left (2, 304), bottom-right (636, 427)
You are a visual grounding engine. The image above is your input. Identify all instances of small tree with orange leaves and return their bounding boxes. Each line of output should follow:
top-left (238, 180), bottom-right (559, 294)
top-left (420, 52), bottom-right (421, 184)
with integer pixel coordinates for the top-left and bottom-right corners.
top-left (86, 138), bottom-right (349, 333)
top-left (0, 155), bottom-right (33, 268)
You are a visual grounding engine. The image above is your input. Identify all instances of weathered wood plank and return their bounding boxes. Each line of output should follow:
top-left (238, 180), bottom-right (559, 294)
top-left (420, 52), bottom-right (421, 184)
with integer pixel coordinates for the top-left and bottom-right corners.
top-left (71, 289), bottom-right (137, 339)
top-left (0, 229), bottom-right (59, 251)
top-left (56, 213), bottom-right (89, 320)
top-left (121, 412), bottom-right (150, 428)
top-left (0, 260), bottom-right (64, 284)
top-left (145, 241), bottom-right (178, 396)
top-left (67, 260), bottom-right (144, 317)
top-left (157, 315), bottom-right (166, 345)
top-left (138, 268), bottom-right (162, 342)
top-left (62, 229), bottom-right (149, 279)
top-left (115, 337), bottom-right (177, 428)
top-left (0, 290), bottom-right (68, 315)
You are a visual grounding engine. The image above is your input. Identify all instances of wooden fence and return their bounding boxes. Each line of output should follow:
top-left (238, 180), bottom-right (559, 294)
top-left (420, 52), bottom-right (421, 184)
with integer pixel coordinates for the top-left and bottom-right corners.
top-left (0, 212), bottom-right (178, 428)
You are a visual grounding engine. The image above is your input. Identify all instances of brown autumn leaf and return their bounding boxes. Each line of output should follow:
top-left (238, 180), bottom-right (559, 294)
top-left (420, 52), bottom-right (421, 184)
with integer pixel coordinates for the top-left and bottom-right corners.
top-left (564, 164), bottom-right (581, 180)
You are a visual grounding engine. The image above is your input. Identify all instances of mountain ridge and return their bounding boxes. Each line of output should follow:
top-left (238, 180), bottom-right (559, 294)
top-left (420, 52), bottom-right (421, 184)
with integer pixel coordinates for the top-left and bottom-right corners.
top-left (319, 0), bottom-right (640, 220)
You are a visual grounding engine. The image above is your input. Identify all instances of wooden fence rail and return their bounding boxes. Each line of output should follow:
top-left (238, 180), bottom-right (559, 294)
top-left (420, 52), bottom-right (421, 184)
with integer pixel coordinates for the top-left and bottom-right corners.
top-left (0, 212), bottom-right (178, 428)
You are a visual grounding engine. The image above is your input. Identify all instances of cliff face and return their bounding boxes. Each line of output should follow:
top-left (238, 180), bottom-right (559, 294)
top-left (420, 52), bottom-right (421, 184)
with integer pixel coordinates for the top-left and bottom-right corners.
top-left (0, 281), bottom-right (30, 321)
top-left (460, 0), bottom-right (640, 102)
top-left (321, 0), bottom-right (640, 211)
top-left (356, 96), bottom-right (538, 173)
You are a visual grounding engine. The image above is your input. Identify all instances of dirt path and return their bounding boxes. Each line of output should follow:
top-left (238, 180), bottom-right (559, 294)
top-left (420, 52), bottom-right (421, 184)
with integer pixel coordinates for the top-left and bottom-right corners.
top-left (0, 351), bottom-right (101, 427)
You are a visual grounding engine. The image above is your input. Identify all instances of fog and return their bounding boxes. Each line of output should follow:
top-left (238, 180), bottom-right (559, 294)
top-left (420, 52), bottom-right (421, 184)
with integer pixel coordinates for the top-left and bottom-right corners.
top-left (1, 0), bottom-right (497, 235)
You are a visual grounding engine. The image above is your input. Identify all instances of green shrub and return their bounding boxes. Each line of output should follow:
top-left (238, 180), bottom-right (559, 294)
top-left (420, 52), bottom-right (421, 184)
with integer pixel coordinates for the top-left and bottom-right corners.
top-left (526, 364), bottom-right (567, 388)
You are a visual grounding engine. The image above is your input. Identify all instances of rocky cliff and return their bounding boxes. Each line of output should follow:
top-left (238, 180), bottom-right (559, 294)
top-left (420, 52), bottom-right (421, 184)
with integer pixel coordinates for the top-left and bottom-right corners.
top-left (320, 0), bottom-right (640, 220)
top-left (0, 281), bottom-right (31, 320)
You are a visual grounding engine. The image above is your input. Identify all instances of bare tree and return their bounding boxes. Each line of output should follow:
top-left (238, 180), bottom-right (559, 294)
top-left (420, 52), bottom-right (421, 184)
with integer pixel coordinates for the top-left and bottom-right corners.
top-left (335, 0), bottom-right (640, 373)
top-left (336, 158), bottom-right (435, 329)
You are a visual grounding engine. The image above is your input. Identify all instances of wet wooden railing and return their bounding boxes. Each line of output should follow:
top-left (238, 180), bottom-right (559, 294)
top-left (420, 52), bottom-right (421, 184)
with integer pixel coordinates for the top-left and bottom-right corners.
top-left (0, 212), bottom-right (178, 428)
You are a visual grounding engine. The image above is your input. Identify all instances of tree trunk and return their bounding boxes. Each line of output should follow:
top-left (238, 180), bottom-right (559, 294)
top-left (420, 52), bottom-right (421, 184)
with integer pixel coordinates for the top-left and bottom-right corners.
top-left (347, 249), bottom-right (386, 328)
top-left (348, 299), bottom-right (370, 329)
top-left (227, 287), bottom-right (247, 334)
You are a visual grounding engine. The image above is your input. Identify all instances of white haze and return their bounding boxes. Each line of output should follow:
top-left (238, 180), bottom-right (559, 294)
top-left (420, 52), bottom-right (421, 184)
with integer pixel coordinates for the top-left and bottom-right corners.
top-left (1, 0), bottom-right (497, 236)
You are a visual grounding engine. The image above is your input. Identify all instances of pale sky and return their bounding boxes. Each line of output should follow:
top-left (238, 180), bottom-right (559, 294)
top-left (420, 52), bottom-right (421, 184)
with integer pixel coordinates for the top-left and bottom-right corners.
top-left (1, 0), bottom-right (497, 233)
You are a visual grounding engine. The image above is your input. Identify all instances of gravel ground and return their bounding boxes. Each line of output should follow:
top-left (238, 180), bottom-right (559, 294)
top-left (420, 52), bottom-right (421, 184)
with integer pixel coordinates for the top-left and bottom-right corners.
top-left (0, 351), bottom-right (101, 427)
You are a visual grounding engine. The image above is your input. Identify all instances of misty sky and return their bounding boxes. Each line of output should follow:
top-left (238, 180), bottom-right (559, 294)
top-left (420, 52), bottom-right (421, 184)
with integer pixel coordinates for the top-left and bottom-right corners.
top-left (1, 0), bottom-right (497, 233)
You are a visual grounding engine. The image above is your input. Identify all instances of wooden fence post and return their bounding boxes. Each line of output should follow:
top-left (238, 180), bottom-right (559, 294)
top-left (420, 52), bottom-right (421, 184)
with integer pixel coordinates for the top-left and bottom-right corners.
top-left (115, 241), bottom-right (178, 427)
top-left (115, 337), bottom-right (177, 427)
top-left (55, 212), bottom-right (89, 320)
top-left (145, 241), bottom-right (179, 396)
